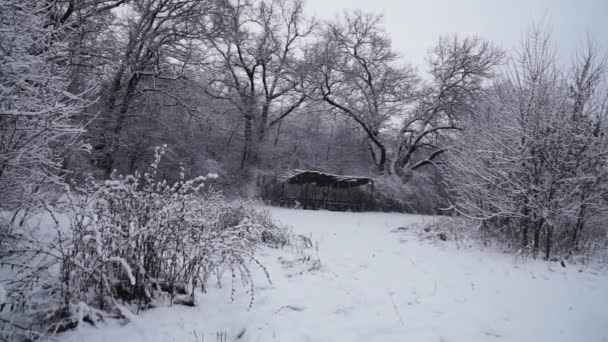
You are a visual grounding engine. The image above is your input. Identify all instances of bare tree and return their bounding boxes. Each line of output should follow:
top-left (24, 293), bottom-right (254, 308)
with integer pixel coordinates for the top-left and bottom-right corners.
top-left (309, 12), bottom-right (501, 177)
top-left (203, 0), bottom-right (314, 170)
top-left (390, 36), bottom-right (503, 177)
top-left (47, 0), bottom-right (133, 26)
top-left (308, 11), bottom-right (418, 172)
top-left (557, 40), bottom-right (608, 253)
top-left (90, 0), bottom-right (218, 177)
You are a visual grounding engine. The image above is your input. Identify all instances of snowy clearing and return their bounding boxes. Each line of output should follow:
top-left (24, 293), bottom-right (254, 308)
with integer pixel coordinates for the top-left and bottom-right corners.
top-left (58, 207), bottom-right (608, 342)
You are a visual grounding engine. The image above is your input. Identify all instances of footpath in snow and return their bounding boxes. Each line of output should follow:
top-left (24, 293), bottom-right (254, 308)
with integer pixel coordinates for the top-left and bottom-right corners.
top-left (59, 207), bottom-right (608, 342)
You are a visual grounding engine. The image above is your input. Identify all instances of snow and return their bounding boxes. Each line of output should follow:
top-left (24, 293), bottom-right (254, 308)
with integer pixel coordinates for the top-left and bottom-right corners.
top-left (56, 207), bottom-right (608, 342)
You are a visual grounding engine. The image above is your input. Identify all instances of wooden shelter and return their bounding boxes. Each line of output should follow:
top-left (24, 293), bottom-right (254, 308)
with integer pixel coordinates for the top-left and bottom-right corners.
top-left (278, 170), bottom-right (375, 211)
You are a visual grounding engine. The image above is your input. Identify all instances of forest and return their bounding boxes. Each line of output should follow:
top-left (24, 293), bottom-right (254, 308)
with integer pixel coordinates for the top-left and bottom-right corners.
top-left (1, 0), bottom-right (607, 340)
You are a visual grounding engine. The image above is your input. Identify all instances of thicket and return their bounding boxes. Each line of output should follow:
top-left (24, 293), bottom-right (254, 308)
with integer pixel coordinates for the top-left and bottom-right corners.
top-left (0, 148), bottom-right (289, 340)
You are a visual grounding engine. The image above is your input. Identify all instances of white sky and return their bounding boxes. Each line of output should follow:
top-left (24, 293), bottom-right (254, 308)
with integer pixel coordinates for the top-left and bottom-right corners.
top-left (304, 0), bottom-right (608, 69)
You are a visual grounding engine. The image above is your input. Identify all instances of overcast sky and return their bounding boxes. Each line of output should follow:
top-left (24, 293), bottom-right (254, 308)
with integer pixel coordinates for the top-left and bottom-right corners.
top-left (305, 0), bottom-right (607, 69)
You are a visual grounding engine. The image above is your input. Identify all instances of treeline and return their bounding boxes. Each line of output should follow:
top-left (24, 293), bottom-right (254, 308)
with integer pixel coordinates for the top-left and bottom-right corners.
top-left (1, 0), bottom-right (607, 257)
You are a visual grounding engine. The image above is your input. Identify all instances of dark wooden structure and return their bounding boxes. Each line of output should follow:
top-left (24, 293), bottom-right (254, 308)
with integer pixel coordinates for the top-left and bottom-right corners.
top-left (278, 170), bottom-right (374, 211)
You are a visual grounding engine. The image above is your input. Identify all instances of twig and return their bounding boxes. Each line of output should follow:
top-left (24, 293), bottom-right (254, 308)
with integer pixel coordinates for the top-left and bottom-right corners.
top-left (387, 291), bottom-right (405, 326)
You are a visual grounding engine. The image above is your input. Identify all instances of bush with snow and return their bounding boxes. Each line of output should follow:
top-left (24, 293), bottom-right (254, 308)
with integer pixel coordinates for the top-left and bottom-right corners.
top-left (0, 147), bottom-right (289, 340)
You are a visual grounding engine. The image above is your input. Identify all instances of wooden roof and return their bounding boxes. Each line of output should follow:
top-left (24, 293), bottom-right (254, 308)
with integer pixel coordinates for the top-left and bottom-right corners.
top-left (286, 170), bottom-right (373, 188)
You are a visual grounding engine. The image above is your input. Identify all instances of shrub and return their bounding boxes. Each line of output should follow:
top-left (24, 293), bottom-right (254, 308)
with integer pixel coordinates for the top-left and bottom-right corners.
top-left (0, 147), bottom-right (288, 340)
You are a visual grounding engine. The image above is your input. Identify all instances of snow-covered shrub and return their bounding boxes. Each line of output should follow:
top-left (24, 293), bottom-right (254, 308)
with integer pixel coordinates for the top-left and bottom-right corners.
top-left (410, 218), bottom-right (478, 250)
top-left (369, 176), bottom-right (410, 212)
top-left (0, 147), bottom-right (288, 340)
top-left (253, 210), bottom-right (290, 247)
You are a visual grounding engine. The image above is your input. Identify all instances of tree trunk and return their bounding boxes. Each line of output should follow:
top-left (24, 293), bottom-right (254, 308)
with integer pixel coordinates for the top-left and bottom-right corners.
top-left (522, 221), bottom-right (529, 248)
top-left (521, 204), bottom-right (530, 248)
top-left (571, 204), bottom-right (586, 252)
top-left (240, 115), bottom-right (257, 169)
top-left (545, 224), bottom-right (553, 260)
top-left (377, 144), bottom-right (386, 172)
top-left (532, 219), bottom-right (542, 257)
top-left (100, 75), bottom-right (139, 178)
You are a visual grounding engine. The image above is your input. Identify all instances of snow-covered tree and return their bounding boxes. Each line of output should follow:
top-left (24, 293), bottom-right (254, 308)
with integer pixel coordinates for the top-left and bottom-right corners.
top-left (442, 27), bottom-right (608, 258)
top-left (391, 36), bottom-right (503, 177)
top-left (307, 11), bottom-right (418, 173)
top-left (203, 0), bottom-right (314, 171)
top-left (87, 0), bottom-right (219, 177)
top-left (307, 12), bottom-right (502, 178)
top-left (0, 0), bottom-right (94, 210)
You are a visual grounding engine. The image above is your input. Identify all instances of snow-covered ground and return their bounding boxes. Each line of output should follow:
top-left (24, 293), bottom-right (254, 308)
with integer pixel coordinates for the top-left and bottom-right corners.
top-left (59, 207), bottom-right (608, 342)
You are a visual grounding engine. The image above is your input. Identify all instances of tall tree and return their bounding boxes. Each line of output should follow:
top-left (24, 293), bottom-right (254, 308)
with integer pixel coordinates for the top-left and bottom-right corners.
top-left (309, 11), bottom-right (417, 172)
top-left (90, 0), bottom-right (218, 177)
top-left (390, 36), bottom-right (503, 177)
top-left (442, 28), bottom-right (608, 258)
top-left (203, 0), bottom-right (314, 170)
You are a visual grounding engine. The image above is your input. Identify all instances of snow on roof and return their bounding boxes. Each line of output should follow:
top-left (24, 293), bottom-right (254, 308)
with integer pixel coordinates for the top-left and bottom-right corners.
top-left (286, 170), bottom-right (373, 188)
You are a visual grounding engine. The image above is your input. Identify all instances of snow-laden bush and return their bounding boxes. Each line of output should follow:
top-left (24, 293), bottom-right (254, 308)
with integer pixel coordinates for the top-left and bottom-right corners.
top-left (0, 147), bottom-right (289, 340)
